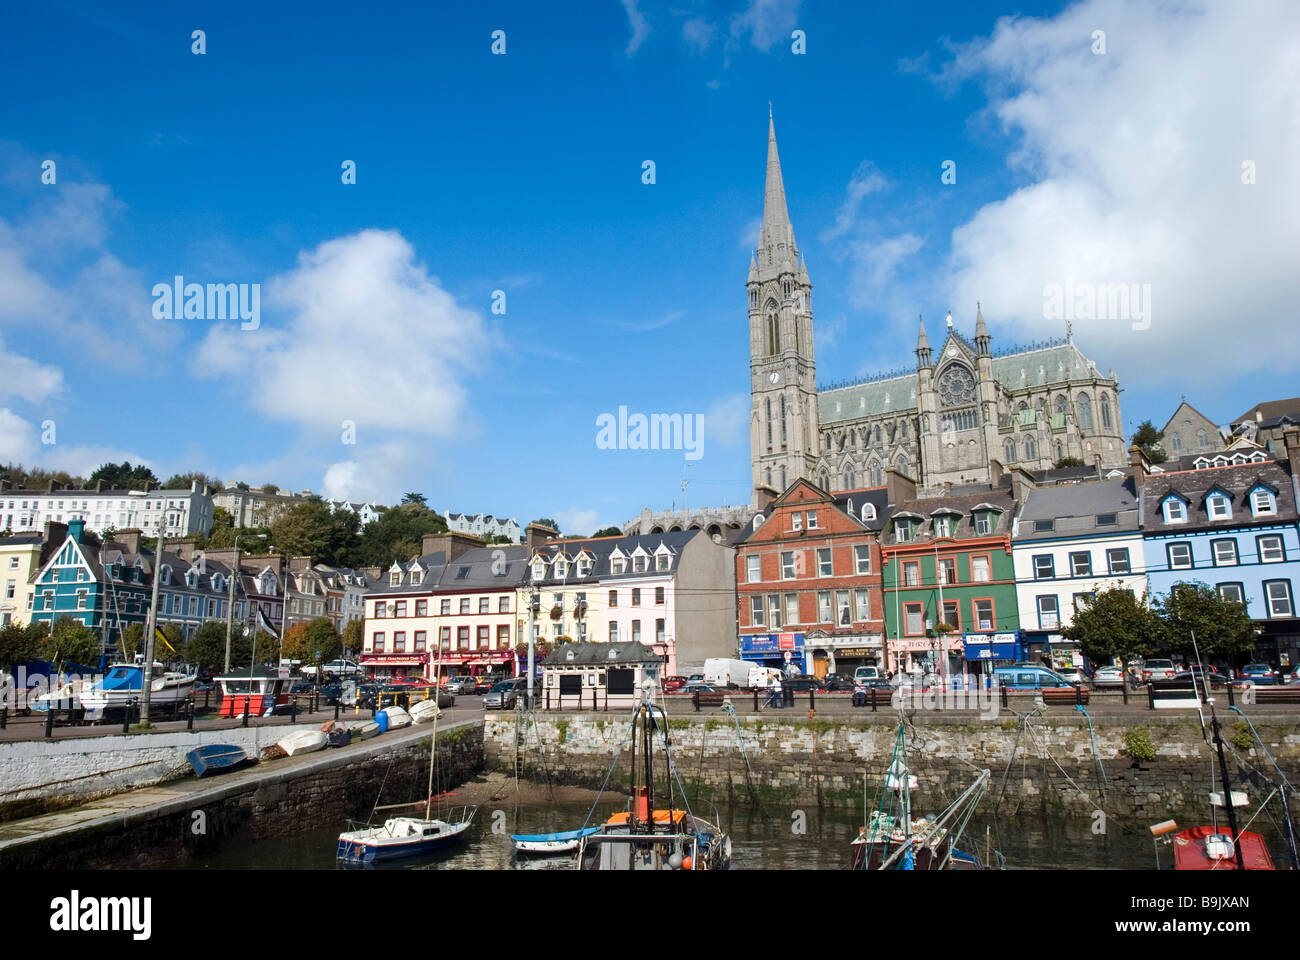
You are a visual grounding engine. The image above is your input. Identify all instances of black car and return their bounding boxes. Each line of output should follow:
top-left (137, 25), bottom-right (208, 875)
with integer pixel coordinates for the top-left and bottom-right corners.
top-left (821, 674), bottom-right (855, 692)
top-left (782, 675), bottom-right (826, 693)
top-left (1171, 670), bottom-right (1230, 689)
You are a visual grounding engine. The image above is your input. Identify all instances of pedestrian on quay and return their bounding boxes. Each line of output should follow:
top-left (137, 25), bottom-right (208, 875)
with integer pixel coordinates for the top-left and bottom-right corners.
top-left (767, 675), bottom-right (782, 709)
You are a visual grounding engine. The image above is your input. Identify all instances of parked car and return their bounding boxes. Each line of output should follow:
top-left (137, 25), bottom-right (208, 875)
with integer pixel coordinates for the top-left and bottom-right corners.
top-left (687, 674), bottom-right (704, 684)
top-left (782, 675), bottom-right (826, 693)
top-left (301, 658), bottom-right (361, 678)
top-left (680, 682), bottom-right (718, 694)
top-left (445, 676), bottom-right (477, 695)
top-left (1172, 670), bottom-right (1230, 689)
top-left (1286, 666), bottom-right (1300, 685)
top-left (484, 677), bottom-right (528, 710)
top-left (1237, 663), bottom-right (1277, 685)
top-left (472, 678), bottom-right (498, 695)
top-left (1056, 666), bottom-right (1089, 686)
top-left (1092, 666), bottom-right (1125, 688)
top-left (993, 666), bottom-right (1073, 690)
top-left (1142, 659), bottom-right (1178, 683)
top-left (661, 676), bottom-right (689, 693)
top-left (821, 673), bottom-right (854, 691)
top-left (853, 665), bottom-right (884, 683)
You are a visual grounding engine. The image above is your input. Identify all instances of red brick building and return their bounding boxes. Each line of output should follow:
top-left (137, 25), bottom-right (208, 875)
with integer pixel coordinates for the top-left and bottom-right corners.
top-left (734, 476), bottom-right (909, 677)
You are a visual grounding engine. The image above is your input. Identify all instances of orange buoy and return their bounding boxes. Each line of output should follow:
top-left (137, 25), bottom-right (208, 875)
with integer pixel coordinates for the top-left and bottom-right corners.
top-left (681, 856), bottom-right (693, 870)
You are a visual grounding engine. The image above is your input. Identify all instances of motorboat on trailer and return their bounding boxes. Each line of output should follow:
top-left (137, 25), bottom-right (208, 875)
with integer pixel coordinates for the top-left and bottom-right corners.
top-left (79, 662), bottom-right (196, 714)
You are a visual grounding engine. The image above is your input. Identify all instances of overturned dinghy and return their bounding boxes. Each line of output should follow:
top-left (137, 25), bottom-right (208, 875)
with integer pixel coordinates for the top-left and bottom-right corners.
top-left (278, 729), bottom-right (328, 756)
top-left (347, 719), bottom-right (381, 740)
top-left (409, 698), bottom-right (441, 724)
top-left (378, 706), bottom-right (412, 730)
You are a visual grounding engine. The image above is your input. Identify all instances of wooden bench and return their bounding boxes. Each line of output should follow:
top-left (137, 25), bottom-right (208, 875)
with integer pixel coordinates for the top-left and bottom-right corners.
top-left (691, 690), bottom-right (729, 710)
top-left (1038, 686), bottom-right (1089, 705)
top-left (1250, 686), bottom-right (1300, 705)
top-left (851, 689), bottom-right (894, 708)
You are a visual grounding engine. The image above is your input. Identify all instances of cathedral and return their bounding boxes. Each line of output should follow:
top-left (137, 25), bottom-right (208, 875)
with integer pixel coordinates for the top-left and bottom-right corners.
top-left (749, 113), bottom-right (1128, 499)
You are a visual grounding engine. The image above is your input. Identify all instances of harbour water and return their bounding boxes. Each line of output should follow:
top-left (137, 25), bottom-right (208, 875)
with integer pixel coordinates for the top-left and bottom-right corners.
top-left (182, 795), bottom-right (1270, 870)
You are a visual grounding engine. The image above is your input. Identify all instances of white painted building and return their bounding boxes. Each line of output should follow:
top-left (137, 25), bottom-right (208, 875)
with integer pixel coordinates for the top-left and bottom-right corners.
top-left (0, 481), bottom-right (215, 538)
top-left (446, 510), bottom-right (523, 543)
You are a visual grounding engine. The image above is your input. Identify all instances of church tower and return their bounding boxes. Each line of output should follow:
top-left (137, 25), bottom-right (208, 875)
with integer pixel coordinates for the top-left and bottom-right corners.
top-left (749, 110), bottom-right (818, 500)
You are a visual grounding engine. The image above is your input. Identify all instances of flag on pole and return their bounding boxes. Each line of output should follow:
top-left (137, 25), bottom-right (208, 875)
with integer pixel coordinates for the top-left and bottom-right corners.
top-left (154, 626), bottom-right (176, 656)
top-left (256, 606), bottom-right (280, 640)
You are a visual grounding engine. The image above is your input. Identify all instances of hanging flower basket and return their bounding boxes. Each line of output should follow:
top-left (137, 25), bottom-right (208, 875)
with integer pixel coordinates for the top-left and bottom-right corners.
top-left (549, 605), bottom-right (563, 621)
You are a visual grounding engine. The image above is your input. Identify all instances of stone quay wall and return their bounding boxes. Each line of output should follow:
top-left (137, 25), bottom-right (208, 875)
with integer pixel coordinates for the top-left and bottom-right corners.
top-left (0, 723), bottom-right (323, 822)
top-left (484, 711), bottom-right (1300, 820)
top-left (0, 722), bottom-right (483, 870)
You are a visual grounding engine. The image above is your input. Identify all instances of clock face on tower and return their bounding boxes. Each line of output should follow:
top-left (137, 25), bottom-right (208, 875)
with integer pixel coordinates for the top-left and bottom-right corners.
top-left (769, 372), bottom-right (781, 385)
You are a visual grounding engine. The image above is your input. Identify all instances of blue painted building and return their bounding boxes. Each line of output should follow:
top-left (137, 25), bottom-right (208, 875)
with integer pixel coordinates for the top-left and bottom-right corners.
top-left (1140, 432), bottom-right (1300, 668)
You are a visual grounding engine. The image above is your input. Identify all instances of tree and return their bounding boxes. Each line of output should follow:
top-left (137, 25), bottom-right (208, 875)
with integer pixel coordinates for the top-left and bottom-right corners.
top-left (305, 617), bottom-right (342, 664)
top-left (1060, 586), bottom-right (1164, 664)
top-left (89, 461), bottom-right (159, 491)
top-left (1130, 421), bottom-right (1167, 464)
top-left (280, 621), bottom-right (311, 662)
top-left (269, 500), bottom-right (361, 567)
top-left (352, 503), bottom-right (447, 567)
top-left (401, 492), bottom-right (428, 506)
top-left (1154, 582), bottom-right (1259, 662)
top-left (235, 481), bottom-right (250, 491)
top-left (341, 619), bottom-right (364, 657)
top-left (183, 621), bottom-right (244, 676)
top-left (0, 622), bottom-right (47, 670)
top-left (119, 623), bottom-right (144, 661)
top-left (1054, 457), bottom-right (1085, 469)
top-left (162, 472), bottom-right (221, 491)
top-left (41, 617), bottom-right (101, 668)
top-left (591, 526), bottom-right (623, 538)
top-left (483, 533), bottom-right (514, 544)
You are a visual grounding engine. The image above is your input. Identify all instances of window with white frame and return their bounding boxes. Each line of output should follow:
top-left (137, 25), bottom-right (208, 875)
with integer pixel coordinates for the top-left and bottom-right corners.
top-left (1106, 548), bottom-right (1131, 575)
top-left (1037, 595), bottom-right (1059, 629)
top-left (749, 595), bottom-right (764, 627)
top-left (1264, 580), bottom-right (1293, 618)
top-left (781, 551), bottom-right (797, 579)
top-left (836, 590), bottom-right (851, 625)
top-left (1258, 535), bottom-right (1285, 563)
top-left (1069, 552), bottom-right (1092, 577)
top-left (1251, 488), bottom-right (1276, 516)
top-left (974, 512), bottom-right (993, 536)
top-left (937, 557), bottom-right (956, 585)
top-left (768, 595), bottom-right (782, 628)
top-left (1167, 542), bottom-right (1193, 570)
top-left (807, 510), bottom-right (819, 529)
top-left (1033, 555), bottom-right (1055, 580)
top-left (855, 589), bottom-right (870, 621)
top-left (861, 503), bottom-right (876, 522)
top-left (791, 511), bottom-right (803, 531)
top-left (896, 520), bottom-right (913, 543)
top-left (817, 549), bottom-right (832, 576)
top-left (1212, 540), bottom-right (1238, 566)
top-left (747, 555), bottom-right (762, 582)
top-left (1218, 583), bottom-right (1245, 605)
top-left (933, 515), bottom-right (952, 537)
top-left (1207, 494), bottom-right (1231, 520)
top-left (903, 561), bottom-right (920, 587)
top-left (1163, 498), bottom-right (1187, 523)
top-left (854, 545), bottom-right (871, 574)
top-left (784, 593), bottom-right (799, 625)
top-left (817, 591), bottom-right (831, 622)
top-left (971, 556), bottom-right (991, 582)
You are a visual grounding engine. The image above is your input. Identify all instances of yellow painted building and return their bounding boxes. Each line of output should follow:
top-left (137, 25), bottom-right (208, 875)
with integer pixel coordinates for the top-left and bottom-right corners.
top-left (0, 532), bottom-right (45, 627)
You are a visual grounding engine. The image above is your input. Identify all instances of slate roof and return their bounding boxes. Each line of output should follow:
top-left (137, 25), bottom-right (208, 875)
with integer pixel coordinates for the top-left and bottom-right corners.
top-left (528, 530), bottom-right (698, 585)
top-left (363, 551), bottom-right (448, 596)
top-left (543, 641), bottom-right (665, 668)
top-left (1233, 397), bottom-right (1300, 427)
top-left (734, 484), bottom-right (893, 546)
top-left (1014, 476), bottom-right (1140, 542)
top-left (435, 545), bottom-right (530, 590)
top-left (882, 486), bottom-right (1018, 546)
top-left (1140, 459), bottom-right (1298, 535)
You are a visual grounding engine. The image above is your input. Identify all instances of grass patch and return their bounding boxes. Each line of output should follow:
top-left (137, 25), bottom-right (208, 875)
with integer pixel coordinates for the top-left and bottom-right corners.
top-left (1123, 727), bottom-right (1157, 762)
top-left (1230, 722), bottom-right (1255, 751)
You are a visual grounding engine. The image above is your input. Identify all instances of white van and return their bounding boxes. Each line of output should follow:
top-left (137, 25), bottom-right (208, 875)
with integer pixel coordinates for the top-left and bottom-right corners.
top-left (703, 658), bottom-right (753, 690)
top-left (748, 666), bottom-right (782, 690)
top-left (854, 665), bottom-right (883, 683)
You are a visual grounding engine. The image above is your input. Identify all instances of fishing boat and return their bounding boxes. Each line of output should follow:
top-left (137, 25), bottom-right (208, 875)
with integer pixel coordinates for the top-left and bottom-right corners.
top-left (409, 698), bottom-right (441, 724)
top-left (277, 729), bottom-right (328, 756)
top-left (337, 701), bottom-right (477, 865)
top-left (187, 744), bottom-right (253, 777)
top-left (849, 723), bottom-right (991, 870)
top-left (377, 706), bottom-right (411, 730)
top-left (80, 662), bottom-right (197, 715)
top-left (575, 696), bottom-right (731, 871)
top-left (214, 666), bottom-right (293, 718)
top-left (511, 826), bottom-right (601, 855)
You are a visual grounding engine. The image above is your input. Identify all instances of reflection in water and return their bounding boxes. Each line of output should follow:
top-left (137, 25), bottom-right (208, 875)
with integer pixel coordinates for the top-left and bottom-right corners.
top-left (184, 797), bottom-right (1286, 870)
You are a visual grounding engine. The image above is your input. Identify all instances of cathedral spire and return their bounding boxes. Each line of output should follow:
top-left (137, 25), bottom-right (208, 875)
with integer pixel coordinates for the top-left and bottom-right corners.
top-left (916, 314), bottom-right (931, 367)
top-left (759, 109), bottom-right (797, 269)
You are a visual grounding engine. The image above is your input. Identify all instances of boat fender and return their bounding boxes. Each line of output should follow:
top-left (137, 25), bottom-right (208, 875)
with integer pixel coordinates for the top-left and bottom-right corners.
top-left (668, 852), bottom-right (683, 869)
top-left (681, 856), bottom-right (692, 870)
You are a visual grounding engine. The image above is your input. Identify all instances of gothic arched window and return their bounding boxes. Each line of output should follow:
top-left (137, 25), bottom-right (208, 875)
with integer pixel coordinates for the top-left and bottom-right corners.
top-left (844, 467), bottom-right (855, 489)
top-left (1077, 394), bottom-right (1093, 430)
top-left (1055, 440), bottom-right (1064, 461)
top-left (936, 364), bottom-right (977, 407)
top-left (765, 302), bottom-right (780, 356)
top-left (875, 425), bottom-right (882, 443)
top-left (1055, 395), bottom-right (1067, 415)
top-left (896, 456), bottom-right (910, 477)
top-left (1197, 429), bottom-right (1208, 448)
top-left (1171, 434), bottom-right (1182, 452)
top-left (1024, 436), bottom-right (1037, 460)
top-left (819, 470), bottom-right (829, 489)
top-left (1005, 438), bottom-right (1016, 462)
top-left (1101, 394), bottom-right (1113, 430)
top-left (780, 395), bottom-right (787, 444)
top-left (779, 467), bottom-right (786, 491)
top-left (764, 468), bottom-right (772, 487)
top-left (765, 398), bottom-right (772, 446)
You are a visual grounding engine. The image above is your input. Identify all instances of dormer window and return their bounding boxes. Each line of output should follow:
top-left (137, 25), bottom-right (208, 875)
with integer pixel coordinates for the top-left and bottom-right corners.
top-left (1206, 494), bottom-right (1231, 521)
top-left (933, 516), bottom-right (952, 538)
top-left (555, 559), bottom-right (568, 578)
top-left (896, 519), bottom-right (913, 543)
top-left (860, 504), bottom-right (876, 522)
top-left (612, 558), bottom-right (626, 575)
top-left (1251, 488), bottom-right (1276, 516)
top-left (752, 514), bottom-right (764, 532)
top-left (161, 566), bottom-right (172, 586)
top-left (633, 556), bottom-right (646, 573)
top-left (1163, 497), bottom-right (1187, 524)
top-left (390, 570), bottom-right (401, 586)
top-left (185, 569), bottom-right (198, 588)
top-left (973, 511), bottom-right (996, 536)
top-left (656, 554), bottom-right (669, 571)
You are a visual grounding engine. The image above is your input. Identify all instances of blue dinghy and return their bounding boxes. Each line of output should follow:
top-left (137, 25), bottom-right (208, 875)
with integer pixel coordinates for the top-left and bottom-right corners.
top-left (511, 826), bottom-right (602, 855)
top-left (187, 744), bottom-right (252, 777)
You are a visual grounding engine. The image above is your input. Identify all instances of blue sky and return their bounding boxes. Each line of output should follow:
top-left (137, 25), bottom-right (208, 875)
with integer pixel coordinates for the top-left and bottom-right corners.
top-left (1, 0), bottom-right (1297, 535)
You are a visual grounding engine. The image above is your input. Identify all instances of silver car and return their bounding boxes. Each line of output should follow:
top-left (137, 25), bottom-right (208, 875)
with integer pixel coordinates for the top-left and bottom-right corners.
top-left (1092, 665), bottom-right (1126, 688)
top-left (484, 677), bottom-right (527, 710)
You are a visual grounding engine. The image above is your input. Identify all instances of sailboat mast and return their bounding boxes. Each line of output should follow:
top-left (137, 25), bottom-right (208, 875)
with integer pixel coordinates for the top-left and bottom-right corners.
top-left (644, 701), bottom-right (655, 836)
top-left (425, 711), bottom-right (438, 821)
top-left (1209, 708), bottom-right (1245, 870)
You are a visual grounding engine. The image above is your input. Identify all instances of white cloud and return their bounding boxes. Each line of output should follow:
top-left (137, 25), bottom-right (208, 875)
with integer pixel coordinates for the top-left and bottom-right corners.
top-left (703, 393), bottom-right (750, 450)
top-left (821, 161), bottom-right (888, 244)
top-left (738, 215), bottom-right (762, 251)
top-left (936, 0), bottom-right (1300, 378)
top-left (195, 229), bottom-right (491, 437)
top-left (730, 0), bottom-right (801, 52)
top-left (683, 17), bottom-right (716, 52)
top-left (0, 406), bottom-right (148, 476)
top-left (557, 508), bottom-right (602, 537)
top-left (844, 232), bottom-right (925, 310)
top-left (620, 0), bottom-right (651, 55)
top-left (0, 334), bottom-right (64, 403)
top-left (0, 409), bottom-right (37, 463)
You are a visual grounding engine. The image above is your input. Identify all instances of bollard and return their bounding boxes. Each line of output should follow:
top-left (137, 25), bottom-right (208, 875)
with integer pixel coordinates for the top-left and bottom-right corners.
top-left (809, 689), bottom-right (815, 710)
top-left (871, 688), bottom-right (878, 712)
top-left (1, 706), bottom-right (6, 728)
top-left (693, 691), bottom-right (700, 712)
top-left (1075, 683), bottom-right (1082, 706)
top-left (187, 698), bottom-right (195, 731)
top-left (291, 696), bottom-right (298, 723)
top-left (243, 697), bottom-right (250, 727)
top-left (204, 687), bottom-right (210, 710)
top-left (1227, 680), bottom-right (1235, 707)
top-left (44, 706), bottom-right (54, 740)
top-left (334, 698), bottom-right (340, 721)
top-left (753, 690), bottom-right (759, 713)
top-left (122, 702), bottom-right (131, 734)
top-left (1147, 685), bottom-right (1155, 710)
top-left (1000, 684), bottom-right (1008, 710)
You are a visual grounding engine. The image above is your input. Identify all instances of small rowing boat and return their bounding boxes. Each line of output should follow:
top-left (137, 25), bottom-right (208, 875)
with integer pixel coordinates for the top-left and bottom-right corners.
top-left (187, 744), bottom-right (252, 777)
top-left (409, 698), bottom-right (441, 724)
top-left (377, 706), bottom-right (411, 730)
top-left (512, 827), bottom-right (602, 855)
top-left (277, 729), bottom-right (328, 757)
top-left (347, 719), bottom-right (381, 740)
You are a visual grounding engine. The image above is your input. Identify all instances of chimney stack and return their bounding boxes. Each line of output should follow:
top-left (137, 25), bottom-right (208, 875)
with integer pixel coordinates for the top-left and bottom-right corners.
top-left (754, 483), bottom-right (778, 512)
top-left (1009, 467), bottom-right (1035, 503)
top-left (421, 530), bottom-right (485, 562)
top-left (1282, 426), bottom-right (1300, 478)
top-left (290, 555), bottom-right (313, 573)
top-left (523, 523), bottom-right (557, 554)
top-left (988, 458), bottom-right (1004, 488)
top-left (114, 527), bottom-right (143, 554)
top-left (1128, 443), bottom-right (1149, 490)
top-left (885, 467), bottom-right (917, 508)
